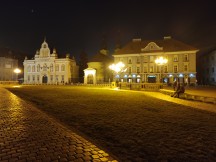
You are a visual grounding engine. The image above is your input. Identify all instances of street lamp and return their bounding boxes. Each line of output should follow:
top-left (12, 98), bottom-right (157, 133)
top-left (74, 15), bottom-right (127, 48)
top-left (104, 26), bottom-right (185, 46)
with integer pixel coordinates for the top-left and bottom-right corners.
top-left (14, 68), bottom-right (21, 81)
top-left (155, 57), bottom-right (168, 83)
top-left (109, 62), bottom-right (126, 85)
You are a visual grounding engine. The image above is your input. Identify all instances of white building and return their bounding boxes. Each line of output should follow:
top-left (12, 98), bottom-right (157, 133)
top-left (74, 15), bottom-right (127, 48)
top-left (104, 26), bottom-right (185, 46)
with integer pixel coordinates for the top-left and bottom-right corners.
top-left (23, 40), bottom-right (79, 84)
top-left (112, 36), bottom-right (199, 85)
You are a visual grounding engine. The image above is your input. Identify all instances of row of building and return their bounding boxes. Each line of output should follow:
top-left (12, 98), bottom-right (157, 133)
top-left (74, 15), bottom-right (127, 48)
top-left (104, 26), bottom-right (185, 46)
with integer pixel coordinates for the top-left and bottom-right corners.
top-left (0, 36), bottom-right (216, 85)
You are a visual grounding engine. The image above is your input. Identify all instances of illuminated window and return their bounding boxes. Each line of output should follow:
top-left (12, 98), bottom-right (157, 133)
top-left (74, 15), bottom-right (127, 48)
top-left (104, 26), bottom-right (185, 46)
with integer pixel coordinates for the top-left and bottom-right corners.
top-left (173, 55), bottom-right (178, 62)
top-left (174, 65), bottom-right (178, 73)
top-left (128, 67), bottom-right (132, 73)
top-left (184, 54), bottom-right (188, 61)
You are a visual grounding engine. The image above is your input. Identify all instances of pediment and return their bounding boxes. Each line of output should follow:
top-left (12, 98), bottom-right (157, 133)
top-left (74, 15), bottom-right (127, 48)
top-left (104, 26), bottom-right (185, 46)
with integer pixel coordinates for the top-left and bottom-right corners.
top-left (141, 42), bottom-right (163, 51)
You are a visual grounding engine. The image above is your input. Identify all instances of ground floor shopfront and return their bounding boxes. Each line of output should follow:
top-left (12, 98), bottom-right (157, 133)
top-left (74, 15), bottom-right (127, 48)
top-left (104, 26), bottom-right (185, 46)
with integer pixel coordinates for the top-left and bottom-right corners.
top-left (115, 73), bottom-right (197, 85)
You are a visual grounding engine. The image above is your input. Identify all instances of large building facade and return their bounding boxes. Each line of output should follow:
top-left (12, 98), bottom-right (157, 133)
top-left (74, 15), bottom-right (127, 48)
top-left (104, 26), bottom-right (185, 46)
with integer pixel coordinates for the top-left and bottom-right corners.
top-left (197, 48), bottom-right (216, 85)
top-left (0, 57), bottom-right (18, 81)
top-left (112, 37), bottom-right (198, 85)
top-left (23, 40), bottom-right (79, 84)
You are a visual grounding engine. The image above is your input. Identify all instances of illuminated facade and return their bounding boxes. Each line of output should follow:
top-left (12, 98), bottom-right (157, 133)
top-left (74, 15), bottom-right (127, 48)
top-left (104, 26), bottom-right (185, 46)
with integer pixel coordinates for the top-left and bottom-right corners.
top-left (0, 57), bottom-right (18, 81)
top-left (23, 40), bottom-right (79, 84)
top-left (112, 36), bottom-right (198, 85)
top-left (84, 49), bottom-right (113, 84)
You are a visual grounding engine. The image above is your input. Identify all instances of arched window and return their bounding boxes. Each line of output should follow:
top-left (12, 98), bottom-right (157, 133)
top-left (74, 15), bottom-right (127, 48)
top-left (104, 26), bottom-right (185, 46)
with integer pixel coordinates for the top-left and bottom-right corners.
top-left (56, 64), bottom-right (59, 71)
top-left (43, 64), bottom-right (47, 71)
top-left (61, 64), bottom-right (65, 71)
top-left (27, 65), bottom-right (31, 72)
top-left (50, 64), bottom-right (53, 72)
top-left (37, 64), bottom-right (40, 72)
top-left (32, 65), bottom-right (35, 72)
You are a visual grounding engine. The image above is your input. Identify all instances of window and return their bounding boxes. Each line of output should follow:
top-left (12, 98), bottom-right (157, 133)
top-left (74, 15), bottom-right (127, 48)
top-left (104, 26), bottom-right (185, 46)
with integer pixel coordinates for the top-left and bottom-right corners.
top-left (150, 66), bottom-right (153, 73)
top-left (174, 65), bottom-right (178, 73)
top-left (61, 75), bottom-right (64, 81)
top-left (37, 75), bottom-right (40, 81)
top-left (32, 75), bottom-right (35, 81)
top-left (37, 64), bottom-right (40, 72)
top-left (32, 66), bottom-right (35, 72)
top-left (143, 56), bottom-right (148, 63)
top-left (173, 55), bottom-right (178, 62)
top-left (156, 66), bottom-right (160, 73)
top-left (56, 65), bottom-right (59, 71)
top-left (61, 64), bottom-right (65, 71)
top-left (50, 64), bottom-right (53, 72)
top-left (144, 66), bottom-right (147, 73)
top-left (212, 67), bottom-right (215, 73)
top-left (128, 67), bottom-right (132, 73)
top-left (150, 56), bottom-right (154, 63)
top-left (43, 64), bottom-right (47, 71)
top-left (137, 67), bottom-right (140, 73)
top-left (27, 65), bottom-right (31, 72)
top-left (137, 57), bottom-right (140, 63)
top-left (50, 75), bottom-right (53, 81)
top-left (184, 54), bottom-right (188, 61)
top-left (128, 59), bottom-right (132, 64)
top-left (164, 66), bottom-right (168, 73)
top-left (56, 75), bottom-right (58, 81)
top-left (28, 75), bottom-right (30, 81)
top-left (184, 65), bottom-right (188, 71)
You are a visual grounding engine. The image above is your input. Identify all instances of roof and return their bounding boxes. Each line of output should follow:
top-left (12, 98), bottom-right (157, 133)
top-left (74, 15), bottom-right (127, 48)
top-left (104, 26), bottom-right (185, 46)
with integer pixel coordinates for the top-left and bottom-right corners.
top-left (89, 52), bottom-right (113, 63)
top-left (113, 38), bottom-right (198, 55)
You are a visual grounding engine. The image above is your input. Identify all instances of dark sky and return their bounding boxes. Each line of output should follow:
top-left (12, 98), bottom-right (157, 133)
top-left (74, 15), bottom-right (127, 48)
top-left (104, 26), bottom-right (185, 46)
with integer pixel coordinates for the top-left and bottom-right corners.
top-left (0, 0), bottom-right (215, 59)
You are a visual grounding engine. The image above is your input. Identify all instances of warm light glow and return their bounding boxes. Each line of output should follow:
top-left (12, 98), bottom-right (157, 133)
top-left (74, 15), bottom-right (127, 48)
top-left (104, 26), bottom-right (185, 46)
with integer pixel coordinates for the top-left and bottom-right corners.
top-left (155, 57), bottom-right (168, 65)
top-left (14, 68), bottom-right (21, 74)
top-left (109, 62), bottom-right (126, 73)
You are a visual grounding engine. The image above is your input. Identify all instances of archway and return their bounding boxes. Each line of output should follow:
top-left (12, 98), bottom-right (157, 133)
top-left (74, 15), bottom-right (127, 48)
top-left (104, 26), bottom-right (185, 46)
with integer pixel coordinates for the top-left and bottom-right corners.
top-left (87, 74), bottom-right (93, 84)
top-left (42, 75), bottom-right (48, 83)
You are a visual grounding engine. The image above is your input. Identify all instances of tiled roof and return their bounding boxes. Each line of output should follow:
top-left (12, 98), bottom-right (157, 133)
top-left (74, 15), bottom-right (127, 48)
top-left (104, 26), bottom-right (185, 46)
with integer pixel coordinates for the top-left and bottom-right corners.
top-left (113, 38), bottom-right (198, 55)
top-left (89, 52), bottom-right (113, 62)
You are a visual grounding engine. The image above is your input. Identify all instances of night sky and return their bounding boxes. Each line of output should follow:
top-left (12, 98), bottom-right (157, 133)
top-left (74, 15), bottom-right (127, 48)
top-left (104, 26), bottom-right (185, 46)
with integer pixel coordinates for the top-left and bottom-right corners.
top-left (0, 0), bottom-right (215, 60)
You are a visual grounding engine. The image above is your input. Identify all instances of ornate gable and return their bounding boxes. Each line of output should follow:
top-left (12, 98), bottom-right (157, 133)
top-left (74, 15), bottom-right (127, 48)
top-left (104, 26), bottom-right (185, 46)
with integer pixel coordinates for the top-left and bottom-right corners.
top-left (141, 42), bottom-right (163, 52)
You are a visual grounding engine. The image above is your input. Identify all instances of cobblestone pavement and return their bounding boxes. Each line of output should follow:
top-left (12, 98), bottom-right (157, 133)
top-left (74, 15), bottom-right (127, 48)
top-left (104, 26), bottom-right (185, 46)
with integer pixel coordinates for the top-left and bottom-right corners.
top-left (0, 88), bottom-right (118, 162)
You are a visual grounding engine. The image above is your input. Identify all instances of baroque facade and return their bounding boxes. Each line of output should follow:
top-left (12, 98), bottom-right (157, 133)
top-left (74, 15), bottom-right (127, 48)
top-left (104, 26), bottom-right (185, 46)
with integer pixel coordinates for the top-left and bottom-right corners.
top-left (112, 36), bottom-right (198, 85)
top-left (23, 40), bottom-right (79, 84)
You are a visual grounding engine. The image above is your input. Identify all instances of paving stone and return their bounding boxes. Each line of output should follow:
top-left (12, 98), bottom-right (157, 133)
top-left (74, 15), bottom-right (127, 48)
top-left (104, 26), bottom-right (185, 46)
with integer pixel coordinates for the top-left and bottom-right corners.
top-left (0, 87), bottom-right (117, 162)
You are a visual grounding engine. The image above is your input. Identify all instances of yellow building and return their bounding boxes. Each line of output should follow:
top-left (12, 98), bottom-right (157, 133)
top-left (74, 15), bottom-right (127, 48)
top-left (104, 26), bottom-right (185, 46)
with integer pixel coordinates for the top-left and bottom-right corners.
top-left (112, 36), bottom-right (198, 85)
top-left (84, 50), bottom-right (113, 84)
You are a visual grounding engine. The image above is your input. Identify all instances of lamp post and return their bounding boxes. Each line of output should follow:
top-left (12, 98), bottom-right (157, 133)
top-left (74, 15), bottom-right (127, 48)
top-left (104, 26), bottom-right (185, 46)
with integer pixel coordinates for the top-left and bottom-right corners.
top-left (14, 68), bottom-right (21, 82)
top-left (155, 57), bottom-right (168, 83)
top-left (109, 62), bottom-right (126, 87)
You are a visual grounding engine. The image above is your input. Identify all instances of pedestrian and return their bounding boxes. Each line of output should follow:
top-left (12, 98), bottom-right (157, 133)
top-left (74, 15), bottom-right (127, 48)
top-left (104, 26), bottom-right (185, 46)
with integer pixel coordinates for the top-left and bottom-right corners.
top-left (171, 84), bottom-right (185, 98)
top-left (173, 80), bottom-right (177, 91)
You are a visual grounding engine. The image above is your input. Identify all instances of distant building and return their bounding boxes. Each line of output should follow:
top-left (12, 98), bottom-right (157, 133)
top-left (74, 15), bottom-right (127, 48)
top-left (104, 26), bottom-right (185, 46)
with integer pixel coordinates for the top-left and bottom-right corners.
top-left (112, 36), bottom-right (199, 85)
top-left (197, 48), bottom-right (216, 85)
top-left (23, 40), bottom-right (79, 84)
top-left (0, 57), bottom-right (18, 81)
top-left (84, 48), bottom-right (113, 84)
